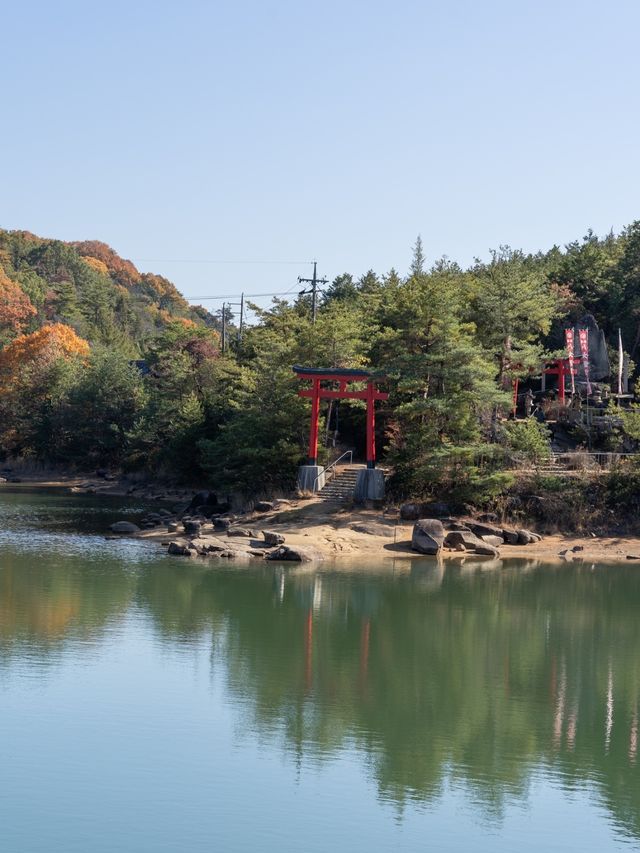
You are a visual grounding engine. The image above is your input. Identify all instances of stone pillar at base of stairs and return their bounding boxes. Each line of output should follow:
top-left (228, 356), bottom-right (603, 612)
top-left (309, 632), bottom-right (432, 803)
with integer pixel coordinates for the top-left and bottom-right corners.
top-left (354, 468), bottom-right (385, 503)
top-left (297, 465), bottom-right (325, 493)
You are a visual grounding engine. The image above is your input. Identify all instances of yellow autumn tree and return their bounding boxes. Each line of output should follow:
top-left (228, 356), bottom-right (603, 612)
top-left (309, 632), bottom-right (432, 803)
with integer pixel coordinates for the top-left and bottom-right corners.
top-left (81, 255), bottom-right (110, 277)
top-left (0, 323), bottom-right (89, 392)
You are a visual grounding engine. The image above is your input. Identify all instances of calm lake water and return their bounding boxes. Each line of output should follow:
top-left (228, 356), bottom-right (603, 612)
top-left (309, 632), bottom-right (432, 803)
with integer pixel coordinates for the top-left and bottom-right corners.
top-left (1, 488), bottom-right (639, 852)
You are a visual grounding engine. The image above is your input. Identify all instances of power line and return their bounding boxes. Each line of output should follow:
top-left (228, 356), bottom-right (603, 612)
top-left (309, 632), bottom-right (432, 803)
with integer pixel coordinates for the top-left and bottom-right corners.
top-left (185, 290), bottom-right (294, 301)
top-left (131, 258), bottom-right (313, 265)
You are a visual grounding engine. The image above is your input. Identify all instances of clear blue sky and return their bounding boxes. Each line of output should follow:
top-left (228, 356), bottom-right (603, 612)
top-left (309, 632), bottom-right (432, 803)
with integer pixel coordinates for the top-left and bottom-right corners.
top-left (2, 0), bottom-right (639, 309)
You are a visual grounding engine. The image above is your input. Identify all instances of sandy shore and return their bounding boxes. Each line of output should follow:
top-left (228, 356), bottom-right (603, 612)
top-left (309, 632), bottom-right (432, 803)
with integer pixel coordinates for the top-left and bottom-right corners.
top-left (137, 496), bottom-right (640, 565)
top-left (4, 476), bottom-right (640, 564)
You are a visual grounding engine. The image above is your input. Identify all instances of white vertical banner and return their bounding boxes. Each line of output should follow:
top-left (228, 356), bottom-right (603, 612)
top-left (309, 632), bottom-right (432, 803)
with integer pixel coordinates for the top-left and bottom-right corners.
top-left (565, 328), bottom-right (575, 394)
top-left (618, 328), bottom-right (624, 396)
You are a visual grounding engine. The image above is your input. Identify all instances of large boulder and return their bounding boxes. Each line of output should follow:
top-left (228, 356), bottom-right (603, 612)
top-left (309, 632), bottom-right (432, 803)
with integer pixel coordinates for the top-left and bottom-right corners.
top-left (411, 519), bottom-right (445, 555)
top-left (467, 521), bottom-right (504, 539)
top-left (266, 545), bottom-right (325, 562)
top-left (255, 501), bottom-right (275, 513)
top-left (501, 528), bottom-right (519, 545)
top-left (517, 529), bottom-right (541, 545)
top-left (444, 530), bottom-right (486, 551)
top-left (482, 535), bottom-right (504, 547)
top-left (263, 530), bottom-right (285, 546)
top-left (109, 521), bottom-right (140, 534)
top-left (474, 542), bottom-right (500, 557)
top-left (182, 520), bottom-right (202, 537)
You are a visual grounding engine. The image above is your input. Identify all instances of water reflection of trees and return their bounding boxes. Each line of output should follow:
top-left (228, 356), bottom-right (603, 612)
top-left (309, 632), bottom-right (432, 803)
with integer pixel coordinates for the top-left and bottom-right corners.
top-left (0, 552), bottom-right (134, 661)
top-left (2, 555), bottom-right (640, 838)
top-left (141, 561), bottom-right (640, 838)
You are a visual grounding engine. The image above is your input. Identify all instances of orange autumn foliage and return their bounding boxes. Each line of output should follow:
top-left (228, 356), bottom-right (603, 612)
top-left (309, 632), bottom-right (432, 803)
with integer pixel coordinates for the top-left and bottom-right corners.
top-left (0, 323), bottom-right (90, 391)
top-left (0, 267), bottom-right (36, 332)
top-left (81, 255), bottom-right (110, 276)
top-left (71, 240), bottom-right (141, 285)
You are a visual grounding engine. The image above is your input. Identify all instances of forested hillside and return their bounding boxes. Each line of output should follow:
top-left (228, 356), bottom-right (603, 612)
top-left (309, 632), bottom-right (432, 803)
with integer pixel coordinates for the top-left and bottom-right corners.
top-left (2, 224), bottom-right (640, 502)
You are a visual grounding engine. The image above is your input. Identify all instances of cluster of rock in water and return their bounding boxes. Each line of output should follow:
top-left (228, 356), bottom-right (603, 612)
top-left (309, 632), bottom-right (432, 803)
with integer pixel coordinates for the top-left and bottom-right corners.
top-left (110, 490), bottom-right (324, 563)
top-left (406, 508), bottom-right (542, 557)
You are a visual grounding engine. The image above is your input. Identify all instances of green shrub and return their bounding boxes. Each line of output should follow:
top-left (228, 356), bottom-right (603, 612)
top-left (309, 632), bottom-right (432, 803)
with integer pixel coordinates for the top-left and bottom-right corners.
top-left (503, 419), bottom-right (551, 462)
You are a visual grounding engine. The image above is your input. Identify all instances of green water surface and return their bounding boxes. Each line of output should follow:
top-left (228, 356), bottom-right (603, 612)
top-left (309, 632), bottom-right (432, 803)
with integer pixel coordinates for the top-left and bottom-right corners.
top-left (0, 487), bottom-right (639, 852)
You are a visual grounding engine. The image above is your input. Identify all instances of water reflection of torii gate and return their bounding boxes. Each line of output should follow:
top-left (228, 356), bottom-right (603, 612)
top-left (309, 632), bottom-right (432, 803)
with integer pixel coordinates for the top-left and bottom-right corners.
top-left (293, 365), bottom-right (388, 500)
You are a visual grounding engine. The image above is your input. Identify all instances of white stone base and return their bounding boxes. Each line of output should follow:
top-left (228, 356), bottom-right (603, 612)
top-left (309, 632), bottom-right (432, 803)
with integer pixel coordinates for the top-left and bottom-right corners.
top-left (297, 465), bottom-right (325, 493)
top-left (354, 468), bottom-right (385, 503)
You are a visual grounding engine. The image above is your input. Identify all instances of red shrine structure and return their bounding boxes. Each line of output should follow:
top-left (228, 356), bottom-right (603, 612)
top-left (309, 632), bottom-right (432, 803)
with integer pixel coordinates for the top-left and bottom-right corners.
top-left (542, 356), bottom-right (583, 404)
top-left (512, 355), bottom-right (584, 414)
top-left (293, 366), bottom-right (389, 499)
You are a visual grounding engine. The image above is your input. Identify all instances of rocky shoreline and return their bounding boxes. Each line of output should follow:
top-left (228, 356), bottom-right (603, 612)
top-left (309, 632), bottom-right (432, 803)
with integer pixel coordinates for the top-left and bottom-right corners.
top-left (107, 489), bottom-right (547, 564)
top-left (3, 474), bottom-right (640, 565)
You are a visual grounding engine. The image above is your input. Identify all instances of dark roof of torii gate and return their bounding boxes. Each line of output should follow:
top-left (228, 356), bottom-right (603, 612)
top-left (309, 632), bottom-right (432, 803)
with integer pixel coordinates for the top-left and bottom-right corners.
top-left (293, 365), bottom-right (386, 378)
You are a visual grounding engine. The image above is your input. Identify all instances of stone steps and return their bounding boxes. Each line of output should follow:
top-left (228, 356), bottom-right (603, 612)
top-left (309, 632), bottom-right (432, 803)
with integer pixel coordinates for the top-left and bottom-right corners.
top-left (319, 468), bottom-right (361, 501)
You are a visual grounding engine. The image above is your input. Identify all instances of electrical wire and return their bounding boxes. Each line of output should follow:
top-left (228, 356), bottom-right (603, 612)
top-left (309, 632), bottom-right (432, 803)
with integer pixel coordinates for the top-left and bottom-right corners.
top-left (185, 290), bottom-right (298, 301)
top-left (131, 258), bottom-right (312, 265)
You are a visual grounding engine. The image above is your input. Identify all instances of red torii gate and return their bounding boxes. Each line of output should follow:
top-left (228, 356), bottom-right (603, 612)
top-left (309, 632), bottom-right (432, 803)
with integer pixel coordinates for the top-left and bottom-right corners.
top-left (293, 366), bottom-right (389, 468)
top-left (543, 355), bottom-right (583, 405)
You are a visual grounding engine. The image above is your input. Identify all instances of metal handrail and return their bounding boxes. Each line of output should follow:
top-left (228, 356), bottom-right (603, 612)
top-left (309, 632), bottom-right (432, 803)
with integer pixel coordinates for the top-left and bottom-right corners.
top-left (313, 450), bottom-right (353, 491)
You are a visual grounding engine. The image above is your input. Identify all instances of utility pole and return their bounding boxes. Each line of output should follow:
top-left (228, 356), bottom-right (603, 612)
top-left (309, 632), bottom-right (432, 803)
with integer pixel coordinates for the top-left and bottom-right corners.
top-left (298, 261), bottom-right (328, 324)
top-left (225, 294), bottom-right (244, 347)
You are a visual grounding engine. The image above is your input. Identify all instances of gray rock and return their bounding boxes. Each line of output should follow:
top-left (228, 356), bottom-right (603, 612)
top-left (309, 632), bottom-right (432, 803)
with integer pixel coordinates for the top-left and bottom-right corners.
top-left (467, 521), bottom-right (504, 539)
top-left (167, 522), bottom-right (180, 533)
top-left (213, 517), bottom-right (232, 531)
top-left (205, 540), bottom-right (231, 552)
top-left (481, 535), bottom-right (504, 547)
top-left (475, 543), bottom-right (500, 557)
top-left (349, 522), bottom-right (394, 537)
top-left (183, 520), bottom-right (202, 537)
top-left (109, 521), bottom-right (140, 534)
top-left (214, 548), bottom-right (251, 560)
top-left (400, 502), bottom-right (423, 520)
top-left (501, 528), bottom-right (519, 545)
top-left (255, 501), bottom-right (275, 512)
top-left (167, 542), bottom-right (196, 557)
top-left (411, 519), bottom-right (445, 555)
top-left (516, 529), bottom-right (536, 545)
top-left (478, 512), bottom-right (498, 523)
top-left (266, 545), bottom-right (325, 562)
top-left (445, 530), bottom-right (486, 551)
top-left (443, 520), bottom-right (471, 531)
top-left (227, 527), bottom-right (257, 538)
top-left (263, 530), bottom-right (285, 546)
